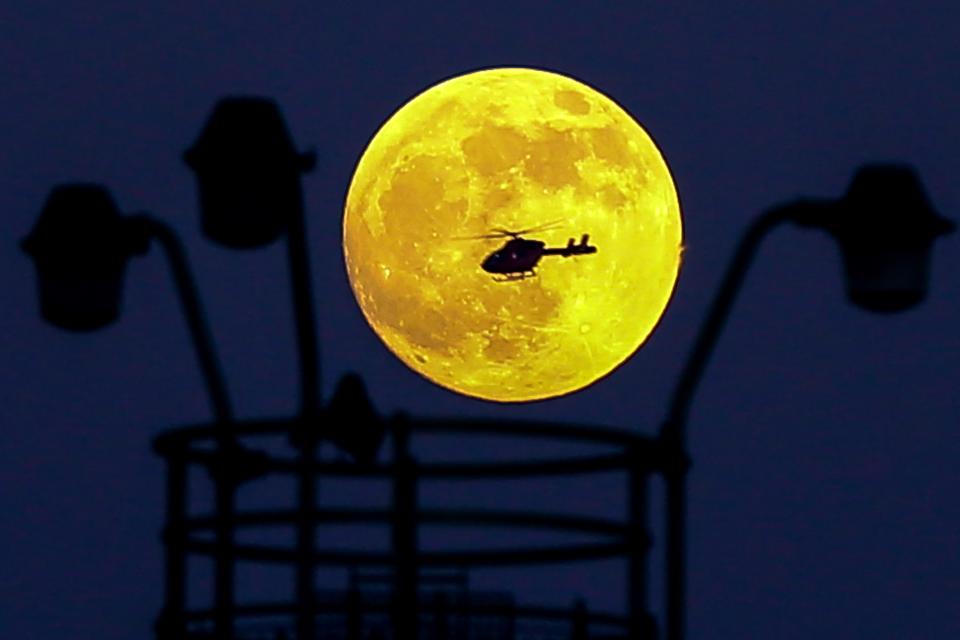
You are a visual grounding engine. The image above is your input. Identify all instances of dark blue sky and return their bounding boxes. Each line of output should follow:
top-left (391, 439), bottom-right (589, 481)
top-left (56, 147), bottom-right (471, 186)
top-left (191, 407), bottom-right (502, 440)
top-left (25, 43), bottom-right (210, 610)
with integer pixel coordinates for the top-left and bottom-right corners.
top-left (2, 2), bottom-right (959, 638)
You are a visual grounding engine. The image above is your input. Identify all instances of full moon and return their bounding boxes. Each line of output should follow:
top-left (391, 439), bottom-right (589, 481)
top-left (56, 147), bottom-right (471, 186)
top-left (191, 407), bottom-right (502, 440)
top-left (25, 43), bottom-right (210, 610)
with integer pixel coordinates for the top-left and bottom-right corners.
top-left (344, 68), bottom-right (682, 402)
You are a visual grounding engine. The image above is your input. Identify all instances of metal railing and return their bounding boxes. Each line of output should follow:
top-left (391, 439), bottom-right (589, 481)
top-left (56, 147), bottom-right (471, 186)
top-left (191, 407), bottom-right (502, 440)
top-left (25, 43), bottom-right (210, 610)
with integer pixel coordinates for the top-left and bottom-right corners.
top-left (153, 415), bottom-right (666, 639)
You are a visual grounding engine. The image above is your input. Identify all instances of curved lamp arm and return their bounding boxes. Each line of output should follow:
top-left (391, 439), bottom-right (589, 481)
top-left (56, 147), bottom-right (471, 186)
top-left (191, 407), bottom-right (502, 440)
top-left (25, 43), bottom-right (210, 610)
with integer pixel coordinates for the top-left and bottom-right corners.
top-left (661, 205), bottom-right (803, 444)
top-left (127, 214), bottom-right (235, 424)
top-left (658, 164), bottom-right (952, 640)
top-left (22, 185), bottom-right (235, 425)
top-left (666, 165), bottom-right (954, 443)
top-left (126, 214), bottom-right (240, 639)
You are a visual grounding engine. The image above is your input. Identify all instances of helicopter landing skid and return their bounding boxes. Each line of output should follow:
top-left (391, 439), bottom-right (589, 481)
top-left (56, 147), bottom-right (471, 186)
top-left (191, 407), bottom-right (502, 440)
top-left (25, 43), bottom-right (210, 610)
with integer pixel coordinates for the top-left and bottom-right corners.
top-left (491, 271), bottom-right (536, 282)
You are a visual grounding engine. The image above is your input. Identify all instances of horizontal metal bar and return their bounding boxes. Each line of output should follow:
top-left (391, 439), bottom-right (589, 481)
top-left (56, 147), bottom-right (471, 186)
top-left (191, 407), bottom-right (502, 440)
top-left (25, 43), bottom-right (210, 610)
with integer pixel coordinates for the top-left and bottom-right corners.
top-left (183, 599), bottom-right (630, 628)
top-left (183, 506), bottom-right (631, 537)
top-left (183, 538), bottom-right (633, 567)
top-left (417, 454), bottom-right (642, 478)
top-left (174, 448), bottom-right (650, 479)
top-left (154, 415), bottom-right (656, 452)
top-left (407, 416), bottom-right (650, 446)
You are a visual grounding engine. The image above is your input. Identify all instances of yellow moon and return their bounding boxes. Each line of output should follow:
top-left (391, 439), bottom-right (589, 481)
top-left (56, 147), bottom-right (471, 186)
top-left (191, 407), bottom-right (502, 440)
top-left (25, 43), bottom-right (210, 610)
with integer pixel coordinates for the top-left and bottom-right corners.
top-left (343, 68), bottom-right (682, 402)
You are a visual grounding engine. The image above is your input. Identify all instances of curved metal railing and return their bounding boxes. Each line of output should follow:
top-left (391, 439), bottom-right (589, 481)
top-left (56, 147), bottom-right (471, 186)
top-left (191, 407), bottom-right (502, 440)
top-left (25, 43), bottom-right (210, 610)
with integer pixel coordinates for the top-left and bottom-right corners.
top-left (154, 415), bottom-right (664, 639)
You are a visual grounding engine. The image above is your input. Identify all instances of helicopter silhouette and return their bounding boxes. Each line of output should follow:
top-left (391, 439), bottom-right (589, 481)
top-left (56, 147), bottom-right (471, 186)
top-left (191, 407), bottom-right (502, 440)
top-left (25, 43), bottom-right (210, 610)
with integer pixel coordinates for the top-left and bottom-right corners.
top-left (466, 221), bottom-right (598, 281)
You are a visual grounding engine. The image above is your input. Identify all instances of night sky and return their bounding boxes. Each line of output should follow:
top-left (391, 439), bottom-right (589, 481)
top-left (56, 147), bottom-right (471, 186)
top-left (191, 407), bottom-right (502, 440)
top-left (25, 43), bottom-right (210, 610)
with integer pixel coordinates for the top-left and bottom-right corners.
top-left (3, 2), bottom-right (959, 638)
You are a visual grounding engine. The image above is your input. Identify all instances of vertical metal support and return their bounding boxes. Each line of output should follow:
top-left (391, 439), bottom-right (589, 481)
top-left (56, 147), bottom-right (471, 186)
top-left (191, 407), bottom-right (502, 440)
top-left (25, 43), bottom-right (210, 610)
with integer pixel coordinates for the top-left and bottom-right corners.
top-left (124, 216), bottom-right (238, 639)
top-left (285, 176), bottom-right (321, 640)
top-left (391, 420), bottom-right (419, 640)
top-left (432, 591), bottom-right (450, 640)
top-left (628, 447), bottom-right (654, 639)
top-left (153, 215), bottom-right (237, 640)
top-left (659, 209), bottom-right (794, 640)
top-left (505, 598), bottom-right (517, 640)
top-left (295, 436), bottom-right (318, 640)
top-left (663, 458), bottom-right (686, 640)
top-left (157, 454), bottom-right (188, 639)
top-left (285, 183), bottom-right (321, 416)
top-left (346, 579), bottom-right (363, 640)
top-left (130, 215), bottom-right (234, 423)
top-left (213, 461), bottom-right (236, 640)
top-left (570, 598), bottom-right (589, 640)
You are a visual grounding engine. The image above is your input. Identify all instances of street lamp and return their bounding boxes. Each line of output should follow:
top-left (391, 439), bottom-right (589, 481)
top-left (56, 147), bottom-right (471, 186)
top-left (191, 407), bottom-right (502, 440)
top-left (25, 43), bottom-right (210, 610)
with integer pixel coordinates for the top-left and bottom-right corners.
top-left (21, 181), bottom-right (245, 639)
top-left (186, 96), bottom-right (321, 417)
top-left (660, 163), bottom-right (953, 640)
top-left (185, 96), bottom-right (324, 640)
top-left (21, 183), bottom-right (233, 422)
top-left (792, 164), bottom-right (955, 312)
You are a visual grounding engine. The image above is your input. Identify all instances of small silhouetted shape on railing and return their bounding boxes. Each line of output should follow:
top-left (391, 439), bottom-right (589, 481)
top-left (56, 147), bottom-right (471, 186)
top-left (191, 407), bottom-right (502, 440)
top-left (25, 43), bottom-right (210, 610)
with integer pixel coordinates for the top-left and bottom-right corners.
top-left (321, 373), bottom-right (386, 462)
top-left (21, 184), bottom-right (148, 331)
top-left (184, 97), bottom-right (316, 249)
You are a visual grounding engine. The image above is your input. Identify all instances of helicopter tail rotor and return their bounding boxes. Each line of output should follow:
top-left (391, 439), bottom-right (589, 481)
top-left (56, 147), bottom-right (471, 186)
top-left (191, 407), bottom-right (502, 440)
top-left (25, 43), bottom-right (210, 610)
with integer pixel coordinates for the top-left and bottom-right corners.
top-left (556, 233), bottom-right (596, 256)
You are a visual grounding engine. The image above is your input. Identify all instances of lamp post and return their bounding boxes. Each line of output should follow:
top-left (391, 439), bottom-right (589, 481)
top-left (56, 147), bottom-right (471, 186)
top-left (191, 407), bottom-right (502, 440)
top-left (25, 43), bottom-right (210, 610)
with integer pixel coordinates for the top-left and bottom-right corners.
top-left (659, 164), bottom-right (953, 640)
top-left (21, 183), bottom-right (239, 638)
top-left (21, 184), bottom-right (233, 422)
top-left (184, 96), bottom-right (319, 413)
top-left (185, 96), bottom-right (323, 640)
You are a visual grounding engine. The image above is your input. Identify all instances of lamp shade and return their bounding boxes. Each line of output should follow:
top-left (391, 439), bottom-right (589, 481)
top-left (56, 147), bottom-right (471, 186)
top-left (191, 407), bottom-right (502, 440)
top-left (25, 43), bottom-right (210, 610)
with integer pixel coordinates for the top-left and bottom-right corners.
top-left (836, 166), bottom-right (953, 312)
top-left (21, 184), bottom-right (148, 331)
top-left (184, 97), bottom-right (315, 249)
top-left (795, 165), bottom-right (954, 313)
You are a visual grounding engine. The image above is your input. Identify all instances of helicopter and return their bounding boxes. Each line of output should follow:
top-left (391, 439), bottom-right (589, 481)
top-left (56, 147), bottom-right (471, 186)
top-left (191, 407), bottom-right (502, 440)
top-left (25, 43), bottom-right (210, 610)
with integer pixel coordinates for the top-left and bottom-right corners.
top-left (467, 221), bottom-right (598, 281)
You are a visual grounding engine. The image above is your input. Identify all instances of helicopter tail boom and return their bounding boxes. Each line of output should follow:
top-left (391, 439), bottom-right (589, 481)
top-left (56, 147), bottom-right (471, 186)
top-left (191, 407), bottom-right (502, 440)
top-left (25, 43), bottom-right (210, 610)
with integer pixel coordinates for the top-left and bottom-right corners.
top-left (542, 234), bottom-right (597, 257)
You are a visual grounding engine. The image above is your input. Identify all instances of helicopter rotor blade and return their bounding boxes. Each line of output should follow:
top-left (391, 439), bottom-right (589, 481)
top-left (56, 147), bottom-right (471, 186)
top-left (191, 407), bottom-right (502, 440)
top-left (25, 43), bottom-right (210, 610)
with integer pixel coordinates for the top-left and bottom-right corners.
top-left (507, 219), bottom-right (565, 236)
top-left (482, 220), bottom-right (565, 238)
top-left (452, 231), bottom-right (514, 240)
top-left (452, 219), bottom-right (565, 241)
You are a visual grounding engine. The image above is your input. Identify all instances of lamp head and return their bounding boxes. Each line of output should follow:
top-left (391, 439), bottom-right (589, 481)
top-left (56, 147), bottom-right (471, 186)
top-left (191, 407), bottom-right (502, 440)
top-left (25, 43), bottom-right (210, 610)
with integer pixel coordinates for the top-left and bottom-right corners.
top-left (184, 96), bottom-right (315, 249)
top-left (21, 184), bottom-right (148, 331)
top-left (795, 164), bottom-right (953, 313)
